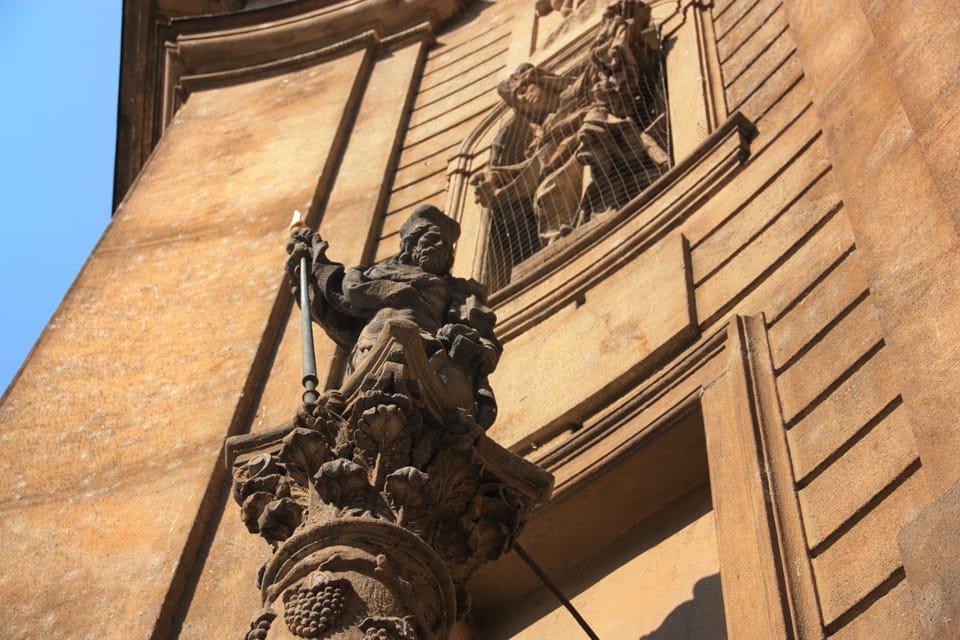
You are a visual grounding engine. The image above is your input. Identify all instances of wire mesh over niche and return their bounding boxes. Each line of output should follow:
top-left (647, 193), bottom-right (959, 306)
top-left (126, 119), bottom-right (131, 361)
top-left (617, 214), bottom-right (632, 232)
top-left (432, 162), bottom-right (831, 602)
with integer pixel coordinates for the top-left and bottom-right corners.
top-left (470, 0), bottom-right (670, 291)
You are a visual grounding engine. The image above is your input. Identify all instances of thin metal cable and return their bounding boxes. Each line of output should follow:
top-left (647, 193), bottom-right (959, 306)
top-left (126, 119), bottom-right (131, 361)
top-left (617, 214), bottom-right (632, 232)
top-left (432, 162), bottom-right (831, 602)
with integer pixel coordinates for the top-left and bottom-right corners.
top-left (514, 542), bottom-right (601, 640)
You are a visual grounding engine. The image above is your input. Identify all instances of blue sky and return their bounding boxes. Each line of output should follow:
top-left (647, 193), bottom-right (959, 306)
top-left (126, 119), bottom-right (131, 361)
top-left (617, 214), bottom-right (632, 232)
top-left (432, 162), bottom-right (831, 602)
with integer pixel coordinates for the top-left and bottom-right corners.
top-left (0, 2), bottom-right (121, 394)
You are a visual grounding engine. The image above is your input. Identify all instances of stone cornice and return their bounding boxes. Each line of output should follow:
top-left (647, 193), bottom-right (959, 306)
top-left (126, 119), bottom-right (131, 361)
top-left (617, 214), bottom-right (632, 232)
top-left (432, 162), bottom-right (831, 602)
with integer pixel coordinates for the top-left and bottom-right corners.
top-left (166, 0), bottom-right (458, 75)
top-left (114, 0), bottom-right (469, 211)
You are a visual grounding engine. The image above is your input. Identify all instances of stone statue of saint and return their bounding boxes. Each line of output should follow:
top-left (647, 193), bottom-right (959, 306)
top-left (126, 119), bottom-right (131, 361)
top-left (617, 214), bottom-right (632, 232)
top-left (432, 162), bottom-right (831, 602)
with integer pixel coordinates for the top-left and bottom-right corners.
top-left (471, 0), bottom-right (669, 247)
top-left (287, 204), bottom-right (501, 428)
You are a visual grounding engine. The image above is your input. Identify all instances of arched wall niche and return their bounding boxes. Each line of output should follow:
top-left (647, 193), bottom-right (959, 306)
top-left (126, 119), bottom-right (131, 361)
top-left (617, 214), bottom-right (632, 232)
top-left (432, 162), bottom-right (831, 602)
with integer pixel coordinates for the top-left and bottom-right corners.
top-left (444, 0), bottom-right (745, 335)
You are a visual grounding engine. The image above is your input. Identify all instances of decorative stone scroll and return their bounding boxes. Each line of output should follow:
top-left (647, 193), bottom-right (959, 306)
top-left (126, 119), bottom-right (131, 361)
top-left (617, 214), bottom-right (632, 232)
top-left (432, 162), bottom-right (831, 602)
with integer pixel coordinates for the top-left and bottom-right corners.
top-left (226, 206), bottom-right (553, 639)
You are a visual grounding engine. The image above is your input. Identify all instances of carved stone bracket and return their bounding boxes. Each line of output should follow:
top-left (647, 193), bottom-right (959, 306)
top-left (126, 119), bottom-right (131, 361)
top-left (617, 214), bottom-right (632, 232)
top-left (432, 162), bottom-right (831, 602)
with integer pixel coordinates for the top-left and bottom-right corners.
top-left (227, 320), bottom-right (554, 639)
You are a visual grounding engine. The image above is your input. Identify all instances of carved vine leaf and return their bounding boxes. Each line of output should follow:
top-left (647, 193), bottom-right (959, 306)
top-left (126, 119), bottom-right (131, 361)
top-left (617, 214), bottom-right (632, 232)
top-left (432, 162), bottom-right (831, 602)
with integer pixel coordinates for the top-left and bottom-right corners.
top-left (258, 497), bottom-right (304, 544)
top-left (383, 466), bottom-right (433, 532)
top-left (333, 421), bottom-right (355, 460)
top-left (350, 391), bottom-right (418, 428)
top-left (233, 453), bottom-right (300, 539)
top-left (431, 517), bottom-right (474, 568)
top-left (467, 484), bottom-right (530, 579)
top-left (410, 430), bottom-right (440, 469)
top-left (415, 446), bottom-right (482, 567)
top-left (278, 427), bottom-right (331, 487)
top-left (297, 396), bottom-right (348, 445)
top-left (470, 484), bottom-right (530, 573)
top-left (240, 492), bottom-right (276, 535)
top-left (465, 520), bottom-right (511, 576)
top-left (425, 446), bottom-right (481, 517)
top-left (237, 473), bottom-right (284, 500)
top-left (313, 458), bottom-right (372, 515)
top-left (232, 454), bottom-right (281, 503)
top-left (355, 403), bottom-right (414, 487)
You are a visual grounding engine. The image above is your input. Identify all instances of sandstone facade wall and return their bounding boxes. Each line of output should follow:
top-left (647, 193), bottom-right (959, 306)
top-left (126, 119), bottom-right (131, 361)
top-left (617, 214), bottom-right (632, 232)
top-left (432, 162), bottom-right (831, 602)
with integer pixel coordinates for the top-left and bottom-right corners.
top-left (1, 0), bottom-right (956, 638)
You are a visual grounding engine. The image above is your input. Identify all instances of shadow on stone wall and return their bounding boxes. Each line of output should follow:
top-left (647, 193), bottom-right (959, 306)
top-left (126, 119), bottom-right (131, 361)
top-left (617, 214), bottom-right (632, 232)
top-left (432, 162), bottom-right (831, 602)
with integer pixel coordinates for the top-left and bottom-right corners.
top-left (638, 573), bottom-right (727, 640)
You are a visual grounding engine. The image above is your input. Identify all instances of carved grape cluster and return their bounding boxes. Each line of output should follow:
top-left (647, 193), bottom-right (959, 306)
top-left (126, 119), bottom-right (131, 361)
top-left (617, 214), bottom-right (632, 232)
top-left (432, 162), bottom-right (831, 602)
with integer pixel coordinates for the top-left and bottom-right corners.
top-left (246, 620), bottom-right (270, 640)
top-left (282, 577), bottom-right (347, 638)
top-left (364, 627), bottom-right (392, 640)
top-left (244, 611), bottom-right (275, 640)
top-left (359, 616), bottom-right (418, 640)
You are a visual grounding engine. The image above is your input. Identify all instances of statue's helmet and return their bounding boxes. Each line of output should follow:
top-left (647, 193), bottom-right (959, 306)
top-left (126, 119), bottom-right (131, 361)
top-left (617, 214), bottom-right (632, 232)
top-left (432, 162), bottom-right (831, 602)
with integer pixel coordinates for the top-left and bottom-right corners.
top-left (400, 204), bottom-right (461, 247)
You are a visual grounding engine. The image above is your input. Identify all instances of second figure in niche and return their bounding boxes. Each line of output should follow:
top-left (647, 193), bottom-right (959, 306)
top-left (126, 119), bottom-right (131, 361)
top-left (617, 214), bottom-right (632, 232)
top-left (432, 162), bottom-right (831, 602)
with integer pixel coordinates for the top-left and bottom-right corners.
top-left (471, 0), bottom-right (669, 282)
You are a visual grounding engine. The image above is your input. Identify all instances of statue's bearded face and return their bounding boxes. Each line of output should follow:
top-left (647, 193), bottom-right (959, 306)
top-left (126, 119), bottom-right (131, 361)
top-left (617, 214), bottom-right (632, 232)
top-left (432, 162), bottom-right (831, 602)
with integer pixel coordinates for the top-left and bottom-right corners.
top-left (411, 225), bottom-right (452, 274)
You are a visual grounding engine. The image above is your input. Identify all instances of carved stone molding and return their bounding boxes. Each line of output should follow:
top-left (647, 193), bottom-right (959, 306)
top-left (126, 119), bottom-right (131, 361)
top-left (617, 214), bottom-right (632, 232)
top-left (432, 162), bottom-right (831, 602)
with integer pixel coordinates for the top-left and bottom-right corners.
top-left (470, 316), bottom-right (822, 638)
top-left (160, 0), bottom-right (464, 130)
top-left (115, 0), bottom-right (468, 207)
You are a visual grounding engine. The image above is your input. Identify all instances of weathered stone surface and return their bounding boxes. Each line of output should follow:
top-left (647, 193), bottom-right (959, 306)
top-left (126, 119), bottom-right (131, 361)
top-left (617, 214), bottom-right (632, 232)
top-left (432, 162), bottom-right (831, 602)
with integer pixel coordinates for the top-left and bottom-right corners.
top-left (812, 469), bottom-right (931, 626)
top-left (798, 402), bottom-right (917, 548)
top-left (4, 0), bottom-right (959, 637)
top-left (179, 494), bottom-right (271, 639)
top-left (786, 346), bottom-right (900, 482)
top-left (899, 479), bottom-right (960, 640)
top-left (489, 232), bottom-right (694, 447)
top-left (725, 25), bottom-right (795, 110)
top-left (690, 134), bottom-right (833, 284)
top-left (765, 246), bottom-right (869, 370)
top-left (858, 0), bottom-right (960, 228)
top-left (776, 294), bottom-right (882, 424)
top-left (782, 0), bottom-right (960, 494)
top-left (0, 52), bottom-right (367, 638)
top-left (681, 105), bottom-right (822, 247)
top-left (718, 3), bottom-right (786, 77)
top-left (830, 580), bottom-right (922, 640)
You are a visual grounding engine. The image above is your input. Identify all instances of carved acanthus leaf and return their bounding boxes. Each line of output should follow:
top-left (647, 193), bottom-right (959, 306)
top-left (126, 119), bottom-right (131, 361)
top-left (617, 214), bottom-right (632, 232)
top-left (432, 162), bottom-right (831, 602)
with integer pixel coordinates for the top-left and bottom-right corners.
top-left (384, 466), bottom-right (433, 532)
top-left (278, 427), bottom-right (331, 486)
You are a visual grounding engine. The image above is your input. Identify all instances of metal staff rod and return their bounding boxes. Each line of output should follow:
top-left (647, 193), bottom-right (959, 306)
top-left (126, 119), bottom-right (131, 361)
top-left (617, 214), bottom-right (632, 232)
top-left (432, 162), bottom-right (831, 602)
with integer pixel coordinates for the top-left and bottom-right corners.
top-left (290, 210), bottom-right (320, 405)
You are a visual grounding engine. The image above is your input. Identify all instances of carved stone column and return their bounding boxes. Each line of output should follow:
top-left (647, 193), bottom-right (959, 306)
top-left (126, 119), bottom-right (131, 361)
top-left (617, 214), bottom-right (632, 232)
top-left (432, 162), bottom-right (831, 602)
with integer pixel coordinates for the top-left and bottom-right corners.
top-left (226, 320), bottom-right (554, 639)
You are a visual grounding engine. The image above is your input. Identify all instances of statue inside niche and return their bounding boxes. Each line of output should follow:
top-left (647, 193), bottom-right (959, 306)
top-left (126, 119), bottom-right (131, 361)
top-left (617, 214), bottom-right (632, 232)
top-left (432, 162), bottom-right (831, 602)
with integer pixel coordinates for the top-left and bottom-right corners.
top-left (471, 0), bottom-right (670, 251)
top-left (287, 204), bottom-right (501, 428)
